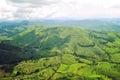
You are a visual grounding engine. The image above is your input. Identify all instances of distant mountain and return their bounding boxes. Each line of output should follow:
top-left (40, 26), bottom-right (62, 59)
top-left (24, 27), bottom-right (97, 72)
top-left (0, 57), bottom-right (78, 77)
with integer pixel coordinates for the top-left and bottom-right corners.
top-left (1, 18), bottom-right (120, 32)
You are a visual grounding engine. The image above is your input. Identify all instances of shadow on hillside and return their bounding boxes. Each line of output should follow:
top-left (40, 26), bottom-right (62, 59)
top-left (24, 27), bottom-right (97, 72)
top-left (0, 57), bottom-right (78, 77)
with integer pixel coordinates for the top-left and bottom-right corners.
top-left (0, 42), bottom-right (24, 72)
top-left (0, 42), bottom-right (54, 73)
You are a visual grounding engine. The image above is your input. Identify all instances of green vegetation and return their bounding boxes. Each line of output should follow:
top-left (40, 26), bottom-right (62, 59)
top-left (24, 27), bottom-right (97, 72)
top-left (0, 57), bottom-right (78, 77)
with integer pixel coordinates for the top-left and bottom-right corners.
top-left (0, 25), bottom-right (120, 80)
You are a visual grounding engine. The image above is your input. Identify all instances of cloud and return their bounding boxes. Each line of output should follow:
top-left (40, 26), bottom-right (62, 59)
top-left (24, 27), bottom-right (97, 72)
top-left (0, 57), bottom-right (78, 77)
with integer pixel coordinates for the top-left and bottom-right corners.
top-left (111, 5), bottom-right (120, 8)
top-left (9, 0), bottom-right (60, 6)
top-left (0, 0), bottom-right (18, 20)
top-left (0, 0), bottom-right (120, 20)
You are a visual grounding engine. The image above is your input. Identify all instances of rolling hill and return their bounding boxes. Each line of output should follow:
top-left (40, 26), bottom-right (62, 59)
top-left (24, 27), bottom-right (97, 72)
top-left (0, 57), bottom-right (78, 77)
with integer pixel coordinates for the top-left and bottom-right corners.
top-left (0, 26), bottom-right (120, 80)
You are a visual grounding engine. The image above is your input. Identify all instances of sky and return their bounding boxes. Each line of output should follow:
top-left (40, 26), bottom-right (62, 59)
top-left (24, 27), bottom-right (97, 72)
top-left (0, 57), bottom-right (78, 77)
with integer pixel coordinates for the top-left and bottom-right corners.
top-left (0, 0), bottom-right (120, 20)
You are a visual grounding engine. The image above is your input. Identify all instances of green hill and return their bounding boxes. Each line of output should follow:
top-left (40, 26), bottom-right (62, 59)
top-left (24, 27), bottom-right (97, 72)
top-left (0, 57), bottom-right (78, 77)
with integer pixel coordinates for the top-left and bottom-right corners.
top-left (0, 27), bottom-right (120, 80)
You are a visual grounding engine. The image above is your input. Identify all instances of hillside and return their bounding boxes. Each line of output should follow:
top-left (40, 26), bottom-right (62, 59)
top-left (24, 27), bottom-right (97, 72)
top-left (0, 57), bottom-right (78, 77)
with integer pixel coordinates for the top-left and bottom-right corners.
top-left (0, 27), bottom-right (120, 80)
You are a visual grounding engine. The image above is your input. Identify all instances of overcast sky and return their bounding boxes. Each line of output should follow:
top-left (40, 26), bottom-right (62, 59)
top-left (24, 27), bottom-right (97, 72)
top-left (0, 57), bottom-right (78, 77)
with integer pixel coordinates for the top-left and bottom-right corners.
top-left (0, 0), bottom-right (120, 20)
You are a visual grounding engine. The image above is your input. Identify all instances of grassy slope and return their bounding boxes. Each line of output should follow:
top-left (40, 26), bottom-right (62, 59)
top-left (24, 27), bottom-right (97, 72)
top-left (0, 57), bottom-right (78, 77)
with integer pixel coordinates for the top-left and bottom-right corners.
top-left (0, 27), bottom-right (120, 80)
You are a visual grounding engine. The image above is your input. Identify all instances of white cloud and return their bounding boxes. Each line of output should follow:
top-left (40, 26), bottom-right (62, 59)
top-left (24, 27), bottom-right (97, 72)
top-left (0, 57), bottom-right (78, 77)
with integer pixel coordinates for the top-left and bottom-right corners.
top-left (0, 0), bottom-right (120, 20)
top-left (0, 0), bottom-right (18, 20)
